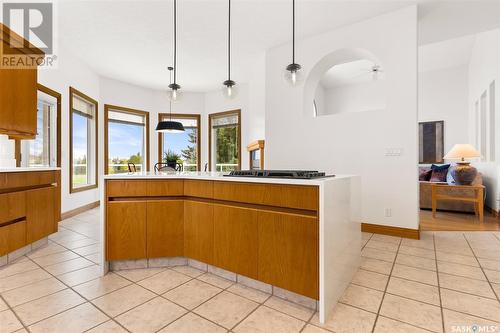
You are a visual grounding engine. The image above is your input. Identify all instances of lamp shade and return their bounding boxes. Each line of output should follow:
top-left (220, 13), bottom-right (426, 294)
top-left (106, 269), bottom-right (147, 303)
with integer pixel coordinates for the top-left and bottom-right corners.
top-left (155, 120), bottom-right (185, 133)
top-left (444, 144), bottom-right (481, 160)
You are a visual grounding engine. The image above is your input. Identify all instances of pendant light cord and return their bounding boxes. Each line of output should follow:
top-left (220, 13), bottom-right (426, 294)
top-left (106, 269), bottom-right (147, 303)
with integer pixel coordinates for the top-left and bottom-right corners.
top-left (173, 0), bottom-right (177, 84)
top-left (228, 0), bottom-right (231, 81)
top-left (292, 0), bottom-right (295, 64)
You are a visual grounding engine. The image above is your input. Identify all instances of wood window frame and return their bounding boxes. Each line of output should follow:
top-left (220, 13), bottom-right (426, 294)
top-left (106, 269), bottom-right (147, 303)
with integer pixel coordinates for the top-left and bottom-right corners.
top-left (104, 104), bottom-right (150, 175)
top-left (208, 109), bottom-right (241, 171)
top-left (157, 113), bottom-right (201, 171)
top-left (69, 86), bottom-right (98, 193)
top-left (247, 140), bottom-right (265, 170)
top-left (14, 83), bottom-right (62, 167)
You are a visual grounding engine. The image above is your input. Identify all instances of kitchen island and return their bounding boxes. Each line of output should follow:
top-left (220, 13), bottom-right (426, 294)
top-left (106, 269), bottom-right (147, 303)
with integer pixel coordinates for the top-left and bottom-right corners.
top-left (101, 172), bottom-right (360, 323)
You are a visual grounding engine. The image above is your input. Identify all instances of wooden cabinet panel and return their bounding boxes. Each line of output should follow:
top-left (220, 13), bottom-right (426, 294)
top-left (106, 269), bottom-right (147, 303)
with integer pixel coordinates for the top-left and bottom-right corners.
top-left (107, 201), bottom-right (147, 260)
top-left (53, 170), bottom-right (61, 224)
top-left (213, 205), bottom-right (258, 279)
top-left (0, 67), bottom-right (37, 138)
top-left (184, 200), bottom-right (214, 264)
top-left (26, 187), bottom-right (55, 243)
top-left (147, 180), bottom-right (184, 197)
top-left (258, 211), bottom-right (319, 299)
top-left (0, 171), bottom-right (56, 192)
top-left (0, 191), bottom-right (26, 224)
top-left (213, 182), bottom-right (318, 211)
top-left (147, 200), bottom-right (184, 258)
top-left (184, 180), bottom-right (213, 199)
top-left (0, 25), bottom-right (40, 138)
top-left (0, 220), bottom-right (27, 256)
top-left (106, 180), bottom-right (148, 197)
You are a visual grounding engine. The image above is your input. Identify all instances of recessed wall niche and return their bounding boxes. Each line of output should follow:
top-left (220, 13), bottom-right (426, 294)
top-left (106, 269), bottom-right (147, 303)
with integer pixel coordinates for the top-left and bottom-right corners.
top-left (304, 48), bottom-right (387, 117)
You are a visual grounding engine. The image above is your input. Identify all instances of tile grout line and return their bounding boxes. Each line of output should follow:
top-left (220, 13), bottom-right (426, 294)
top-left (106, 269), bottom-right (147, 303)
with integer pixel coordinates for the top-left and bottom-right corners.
top-left (15, 255), bottom-right (112, 331)
top-left (0, 292), bottom-right (30, 332)
top-left (433, 232), bottom-right (446, 333)
top-left (370, 235), bottom-right (402, 333)
top-left (462, 233), bottom-right (500, 304)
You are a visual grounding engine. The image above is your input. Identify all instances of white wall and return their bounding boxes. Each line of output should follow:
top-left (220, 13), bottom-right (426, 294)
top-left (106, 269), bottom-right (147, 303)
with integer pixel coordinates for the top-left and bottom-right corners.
top-left (418, 65), bottom-right (469, 155)
top-left (38, 44), bottom-right (101, 213)
top-left (99, 77), bottom-right (206, 170)
top-left (468, 29), bottom-right (500, 210)
top-left (265, 6), bottom-right (419, 229)
top-left (323, 80), bottom-right (387, 115)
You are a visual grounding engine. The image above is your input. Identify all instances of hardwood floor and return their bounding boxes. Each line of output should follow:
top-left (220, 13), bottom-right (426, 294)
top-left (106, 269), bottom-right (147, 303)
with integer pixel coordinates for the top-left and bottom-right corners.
top-left (420, 208), bottom-right (500, 231)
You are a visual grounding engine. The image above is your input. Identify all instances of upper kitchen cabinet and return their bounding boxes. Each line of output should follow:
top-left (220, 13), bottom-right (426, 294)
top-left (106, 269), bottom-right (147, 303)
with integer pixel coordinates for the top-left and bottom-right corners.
top-left (0, 23), bottom-right (44, 139)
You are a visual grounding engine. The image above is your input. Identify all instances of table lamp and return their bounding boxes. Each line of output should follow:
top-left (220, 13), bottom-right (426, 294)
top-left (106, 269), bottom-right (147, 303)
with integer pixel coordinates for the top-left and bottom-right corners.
top-left (443, 144), bottom-right (481, 185)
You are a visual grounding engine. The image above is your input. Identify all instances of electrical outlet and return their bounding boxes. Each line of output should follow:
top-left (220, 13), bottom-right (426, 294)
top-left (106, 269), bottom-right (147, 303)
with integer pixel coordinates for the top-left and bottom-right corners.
top-left (385, 208), bottom-right (392, 217)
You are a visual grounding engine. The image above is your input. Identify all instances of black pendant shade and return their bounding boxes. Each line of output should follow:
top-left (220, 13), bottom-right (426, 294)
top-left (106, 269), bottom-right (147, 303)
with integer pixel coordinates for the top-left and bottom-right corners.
top-left (155, 120), bottom-right (185, 133)
top-left (157, 66), bottom-right (185, 133)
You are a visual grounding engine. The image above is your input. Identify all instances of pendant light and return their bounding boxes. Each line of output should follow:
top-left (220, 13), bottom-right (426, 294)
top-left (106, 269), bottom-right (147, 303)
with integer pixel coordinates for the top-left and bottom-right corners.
top-left (222, 0), bottom-right (237, 98)
top-left (156, 67), bottom-right (185, 133)
top-left (167, 0), bottom-right (182, 102)
top-left (284, 0), bottom-right (302, 86)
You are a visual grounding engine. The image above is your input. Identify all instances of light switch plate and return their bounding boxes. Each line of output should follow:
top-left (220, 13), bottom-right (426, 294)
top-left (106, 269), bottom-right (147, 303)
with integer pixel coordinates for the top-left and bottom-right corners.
top-left (385, 148), bottom-right (403, 156)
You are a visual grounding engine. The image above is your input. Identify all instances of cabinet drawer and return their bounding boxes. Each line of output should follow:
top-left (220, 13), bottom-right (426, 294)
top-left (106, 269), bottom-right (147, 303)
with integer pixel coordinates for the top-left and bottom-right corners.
top-left (1, 171), bottom-right (56, 190)
top-left (0, 220), bottom-right (27, 256)
top-left (213, 182), bottom-right (319, 211)
top-left (147, 180), bottom-right (184, 197)
top-left (184, 180), bottom-right (213, 199)
top-left (0, 191), bottom-right (26, 224)
top-left (106, 180), bottom-right (148, 197)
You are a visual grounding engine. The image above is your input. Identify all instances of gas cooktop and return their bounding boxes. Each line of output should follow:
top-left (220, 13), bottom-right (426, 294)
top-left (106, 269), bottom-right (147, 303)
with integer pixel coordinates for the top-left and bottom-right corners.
top-left (224, 170), bottom-right (333, 179)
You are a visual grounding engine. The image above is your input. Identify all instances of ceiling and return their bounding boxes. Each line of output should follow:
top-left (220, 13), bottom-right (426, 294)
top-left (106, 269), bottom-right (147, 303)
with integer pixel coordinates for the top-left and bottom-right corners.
top-left (418, 34), bottom-right (476, 73)
top-left (55, 0), bottom-right (500, 92)
top-left (319, 59), bottom-right (384, 89)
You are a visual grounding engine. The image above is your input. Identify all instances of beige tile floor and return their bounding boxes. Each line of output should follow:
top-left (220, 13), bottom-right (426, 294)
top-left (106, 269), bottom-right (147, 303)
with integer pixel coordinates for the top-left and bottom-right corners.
top-left (1, 208), bottom-right (500, 332)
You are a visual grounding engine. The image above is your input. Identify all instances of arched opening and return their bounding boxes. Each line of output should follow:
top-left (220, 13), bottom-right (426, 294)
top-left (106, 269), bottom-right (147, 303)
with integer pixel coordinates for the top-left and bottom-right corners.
top-left (304, 48), bottom-right (386, 117)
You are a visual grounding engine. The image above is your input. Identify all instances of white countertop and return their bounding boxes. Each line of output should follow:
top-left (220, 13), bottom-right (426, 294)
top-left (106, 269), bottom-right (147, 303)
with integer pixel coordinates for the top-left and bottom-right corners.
top-left (103, 171), bottom-right (352, 186)
top-left (0, 167), bottom-right (61, 173)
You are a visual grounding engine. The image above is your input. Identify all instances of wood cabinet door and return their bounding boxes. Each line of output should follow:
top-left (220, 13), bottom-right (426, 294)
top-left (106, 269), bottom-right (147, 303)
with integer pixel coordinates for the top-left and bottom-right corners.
top-left (184, 200), bottom-right (214, 264)
top-left (0, 66), bottom-right (37, 137)
top-left (0, 220), bottom-right (27, 256)
top-left (26, 187), bottom-right (55, 243)
top-left (258, 211), bottom-right (319, 299)
top-left (107, 201), bottom-right (147, 260)
top-left (147, 200), bottom-right (184, 258)
top-left (213, 205), bottom-right (258, 279)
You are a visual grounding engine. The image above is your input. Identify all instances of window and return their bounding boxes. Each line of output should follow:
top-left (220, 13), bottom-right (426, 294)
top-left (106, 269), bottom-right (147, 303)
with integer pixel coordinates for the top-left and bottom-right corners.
top-left (70, 87), bottom-right (98, 192)
top-left (19, 84), bottom-right (61, 167)
top-left (209, 110), bottom-right (241, 172)
top-left (105, 105), bottom-right (149, 174)
top-left (473, 81), bottom-right (496, 162)
top-left (158, 114), bottom-right (201, 171)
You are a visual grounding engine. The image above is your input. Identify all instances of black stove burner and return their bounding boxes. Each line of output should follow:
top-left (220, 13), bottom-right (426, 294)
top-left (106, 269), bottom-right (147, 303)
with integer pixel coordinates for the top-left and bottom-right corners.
top-left (224, 170), bottom-right (332, 179)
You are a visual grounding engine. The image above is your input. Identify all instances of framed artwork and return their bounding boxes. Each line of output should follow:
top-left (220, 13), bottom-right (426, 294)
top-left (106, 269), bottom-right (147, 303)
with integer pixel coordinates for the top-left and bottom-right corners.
top-left (419, 121), bottom-right (444, 164)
